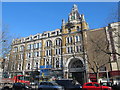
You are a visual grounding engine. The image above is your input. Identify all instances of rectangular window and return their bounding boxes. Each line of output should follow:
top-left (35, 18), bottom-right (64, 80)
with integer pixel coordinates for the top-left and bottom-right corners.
top-left (67, 37), bottom-right (69, 43)
top-left (57, 31), bottom-right (59, 35)
top-left (68, 47), bottom-right (69, 53)
top-left (46, 50), bottom-right (48, 56)
top-left (79, 36), bottom-right (82, 43)
top-left (39, 43), bottom-right (41, 48)
top-left (76, 46), bottom-right (79, 52)
top-left (30, 44), bottom-right (31, 49)
top-left (80, 45), bottom-right (83, 52)
top-left (47, 42), bottom-right (49, 47)
top-left (70, 37), bottom-right (72, 43)
top-left (20, 54), bottom-right (23, 59)
top-left (28, 53), bottom-right (31, 58)
top-left (34, 52), bottom-right (36, 57)
top-left (49, 50), bottom-right (51, 55)
top-left (31, 44), bottom-right (33, 49)
top-left (37, 43), bottom-right (39, 48)
top-left (76, 36), bottom-right (79, 42)
top-left (70, 47), bottom-right (73, 53)
top-left (34, 44), bottom-right (35, 49)
top-left (48, 33), bottom-right (50, 37)
top-left (59, 40), bottom-right (61, 46)
top-left (55, 49), bottom-right (57, 55)
top-left (59, 49), bottom-right (61, 54)
top-left (37, 52), bottom-right (39, 57)
top-left (27, 63), bottom-right (30, 70)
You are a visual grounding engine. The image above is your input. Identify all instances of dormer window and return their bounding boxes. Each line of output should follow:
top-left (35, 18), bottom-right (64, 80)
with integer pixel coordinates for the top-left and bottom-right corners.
top-left (51, 32), bottom-right (55, 34)
top-left (77, 26), bottom-right (80, 31)
top-left (57, 31), bottom-right (59, 35)
top-left (48, 33), bottom-right (50, 37)
top-left (34, 36), bottom-right (37, 38)
top-left (26, 37), bottom-right (29, 40)
top-left (71, 16), bottom-right (75, 20)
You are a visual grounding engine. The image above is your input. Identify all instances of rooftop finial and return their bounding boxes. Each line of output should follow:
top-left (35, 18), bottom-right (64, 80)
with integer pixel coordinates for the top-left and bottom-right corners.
top-left (72, 4), bottom-right (78, 11)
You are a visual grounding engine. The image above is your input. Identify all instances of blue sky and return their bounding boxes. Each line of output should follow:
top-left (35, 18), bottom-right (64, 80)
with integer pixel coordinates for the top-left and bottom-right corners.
top-left (2, 2), bottom-right (118, 38)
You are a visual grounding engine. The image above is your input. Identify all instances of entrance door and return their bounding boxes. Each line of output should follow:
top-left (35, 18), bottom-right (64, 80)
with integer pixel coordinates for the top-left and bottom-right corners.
top-left (69, 59), bottom-right (85, 85)
top-left (72, 72), bottom-right (84, 85)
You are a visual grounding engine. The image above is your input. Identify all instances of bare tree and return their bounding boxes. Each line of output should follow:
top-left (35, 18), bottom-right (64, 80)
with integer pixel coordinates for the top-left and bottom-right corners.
top-left (0, 24), bottom-right (14, 74)
top-left (86, 4), bottom-right (120, 82)
top-left (86, 29), bottom-right (111, 82)
top-left (0, 24), bottom-right (12, 58)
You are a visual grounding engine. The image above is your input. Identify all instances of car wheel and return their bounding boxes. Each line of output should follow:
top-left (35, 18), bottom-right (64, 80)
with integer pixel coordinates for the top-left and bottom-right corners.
top-left (12, 88), bottom-right (15, 90)
top-left (54, 89), bottom-right (58, 90)
top-left (38, 88), bottom-right (43, 90)
top-left (3, 86), bottom-right (10, 90)
top-left (21, 88), bottom-right (25, 90)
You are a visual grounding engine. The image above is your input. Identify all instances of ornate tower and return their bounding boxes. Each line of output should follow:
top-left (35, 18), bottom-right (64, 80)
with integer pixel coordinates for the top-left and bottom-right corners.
top-left (61, 4), bottom-right (89, 84)
top-left (62, 4), bottom-right (89, 34)
top-left (68, 4), bottom-right (81, 24)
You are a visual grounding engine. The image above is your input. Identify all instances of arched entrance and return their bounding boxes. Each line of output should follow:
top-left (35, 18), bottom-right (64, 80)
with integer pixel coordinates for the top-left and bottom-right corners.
top-left (68, 58), bottom-right (85, 85)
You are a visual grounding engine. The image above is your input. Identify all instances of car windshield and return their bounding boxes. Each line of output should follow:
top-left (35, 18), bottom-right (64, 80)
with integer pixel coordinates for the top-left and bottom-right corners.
top-left (14, 83), bottom-right (28, 86)
top-left (94, 84), bottom-right (99, 87)
top-left (102, 82), bottom-right (112, 86)
top-left (52, 82), bottom-right (59, 86)
top-left (102, 83), bottom-right (107, 86)
top-left (18, 76), bottom-right (30, 81)
top-left (40, 82), bottom-right (59, 86)
top-left (56, 80), bottom-right (75, 86)
top-left (86, 83), bottom-right (93, 86)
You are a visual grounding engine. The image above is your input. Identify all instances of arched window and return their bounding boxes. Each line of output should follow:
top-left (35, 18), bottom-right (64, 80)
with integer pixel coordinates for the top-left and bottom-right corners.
top-left (66, 37), bottom-right (73, 44)
top-left (55, 38), bottom-right (62, 46)
top-left (46, 59), bottom-right (49, 66)
top-left (27, 63), bottom-right (30, 70)
top-left (56, 60), bottom-right (59, 68)
top-left (20, 46), bottom-right (24, 51)
top-left (35, 62), bottom-right (38, 68)
top-left (55, 48), bottom-right (61, 55)
top-left (45, 50), bottom-right (51, 56)
top-left (71, 60), bottom-right (83, 68)
top-left (56, 58), bottom-right (59, 68)
top-left (27, 44), bottom-right (33, 50)
top-left (18, 64), bottom-right (21, 70)
top-left (14, 47), bottom-right (18, 52)
top-left (75, 35), bottom-right (82, 43)
top-left (46, 40), bottom-right (52, 47)
top-left (34, 42), bottom-right (41, 49)
top-left (20, 53), bottom-right (24, 60)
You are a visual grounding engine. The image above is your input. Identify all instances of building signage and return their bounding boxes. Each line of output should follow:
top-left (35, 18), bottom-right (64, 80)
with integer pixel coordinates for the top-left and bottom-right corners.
top-left (69, 67), bottom-right (85, 72)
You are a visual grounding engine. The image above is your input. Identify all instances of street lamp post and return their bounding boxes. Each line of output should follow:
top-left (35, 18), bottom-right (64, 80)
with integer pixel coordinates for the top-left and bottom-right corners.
top-left (99, 70), bottom-right (110, 82)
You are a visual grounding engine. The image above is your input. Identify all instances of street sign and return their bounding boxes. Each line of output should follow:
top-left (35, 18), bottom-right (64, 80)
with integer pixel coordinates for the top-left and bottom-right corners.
top-left (69, 67), bottom-right (85, 72)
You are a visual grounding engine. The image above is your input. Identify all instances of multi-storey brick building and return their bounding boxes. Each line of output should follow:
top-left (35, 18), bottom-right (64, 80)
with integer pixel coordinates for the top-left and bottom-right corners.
top-left (4, 4), bottom-right (120, 84)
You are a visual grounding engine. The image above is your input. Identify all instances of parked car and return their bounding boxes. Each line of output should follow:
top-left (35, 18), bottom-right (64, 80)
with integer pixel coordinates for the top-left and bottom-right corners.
top-left (112, 82), bottom-right (120, 90)
top-left (55, 79), bottom-right (82, 90)
top-left (82, 82), bottom-right (112, 90)
top-left (38, 81), bottom-right (64, 90)
top-left (12, 82), bottom-right (32, 90)
top-left (30, 82), bottom-right (38, 85)
top-left (100, 82), bottom-right (113, 87)
top-left (1, 86), bottom-right (11, 90)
